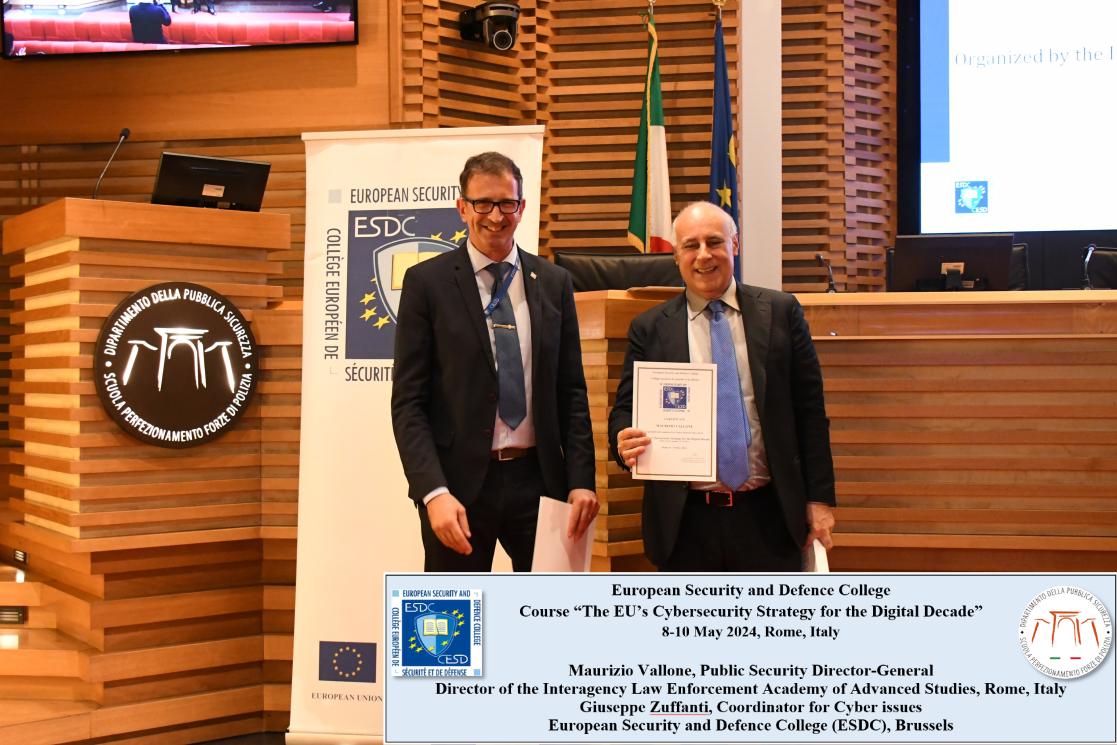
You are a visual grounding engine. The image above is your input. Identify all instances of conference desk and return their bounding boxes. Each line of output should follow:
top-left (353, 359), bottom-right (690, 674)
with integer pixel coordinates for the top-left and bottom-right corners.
top-left (576, 288), bottom-right (1117, 573)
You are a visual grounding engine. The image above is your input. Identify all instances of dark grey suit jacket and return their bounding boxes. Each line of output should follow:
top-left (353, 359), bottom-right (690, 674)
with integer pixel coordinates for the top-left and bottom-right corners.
top-left (607, 283), bottom-right (835, 567)
top-left (391, 243), bottom-right (595, 507)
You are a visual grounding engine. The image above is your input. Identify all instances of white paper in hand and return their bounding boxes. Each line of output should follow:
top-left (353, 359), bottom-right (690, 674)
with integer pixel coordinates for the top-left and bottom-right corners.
top-left (531, 497), bottom-right (595, 572)
top-left (804, 539), bottom-right (830, 573)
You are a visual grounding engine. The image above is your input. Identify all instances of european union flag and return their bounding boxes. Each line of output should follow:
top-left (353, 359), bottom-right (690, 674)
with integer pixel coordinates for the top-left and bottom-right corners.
top-left (319, 641), bottom-right (377, 683)
top-left (709, 15), bottom-right (740, 280)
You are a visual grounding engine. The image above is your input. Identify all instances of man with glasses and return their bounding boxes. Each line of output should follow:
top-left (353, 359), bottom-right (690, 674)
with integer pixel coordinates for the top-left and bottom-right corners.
top-left (392, 151), bottom-right (598, 571)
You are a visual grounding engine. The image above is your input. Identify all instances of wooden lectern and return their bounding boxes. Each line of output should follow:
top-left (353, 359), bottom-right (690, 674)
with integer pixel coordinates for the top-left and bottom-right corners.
top-left (0, 199), bottom-right (294, 743)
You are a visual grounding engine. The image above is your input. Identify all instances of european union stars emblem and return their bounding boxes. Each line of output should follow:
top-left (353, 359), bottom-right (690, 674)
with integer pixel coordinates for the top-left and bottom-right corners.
top-left (319, 641), bottom-right (377, 683)
top-left (410, 606), bottom-right (465, 658)
top-left (955, 181), bottom-right (988, 214)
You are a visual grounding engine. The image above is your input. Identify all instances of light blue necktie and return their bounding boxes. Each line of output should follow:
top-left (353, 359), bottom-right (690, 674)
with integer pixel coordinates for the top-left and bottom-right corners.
top-left (485, 262), bottom-right (526, 430)
top-left (708, 299), bottom-right (751, 490)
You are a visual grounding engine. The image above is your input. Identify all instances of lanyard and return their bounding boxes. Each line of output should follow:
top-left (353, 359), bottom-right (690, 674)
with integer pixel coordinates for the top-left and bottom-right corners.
top-left (483, 262), bottom-right (519, 319)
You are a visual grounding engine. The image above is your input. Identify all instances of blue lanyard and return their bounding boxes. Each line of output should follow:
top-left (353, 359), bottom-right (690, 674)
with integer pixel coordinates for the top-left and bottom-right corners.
top-left (483, 262), bottom-right (519, 319)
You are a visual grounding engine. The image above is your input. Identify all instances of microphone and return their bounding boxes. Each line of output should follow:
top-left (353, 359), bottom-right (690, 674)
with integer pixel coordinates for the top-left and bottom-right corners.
top-left (816, 253), bottom-right (837, 293)
top-left (1082, 243), bottom-right (1097, 290)
top-left (92, 127), bottom-right (131, 200)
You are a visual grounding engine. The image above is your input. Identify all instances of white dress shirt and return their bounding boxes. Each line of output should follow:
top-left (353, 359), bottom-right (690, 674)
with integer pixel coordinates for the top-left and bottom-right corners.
top-left (467, 240), bottom-right (536, 451)
top-left (685, 280), bottom-right (770, 491)
top-left (421, 242), bottom-right (537, 506)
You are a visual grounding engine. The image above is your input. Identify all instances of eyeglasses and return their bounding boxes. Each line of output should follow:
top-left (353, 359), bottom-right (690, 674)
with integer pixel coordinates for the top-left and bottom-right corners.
top-left (464, 198), bottom-right (522, 215)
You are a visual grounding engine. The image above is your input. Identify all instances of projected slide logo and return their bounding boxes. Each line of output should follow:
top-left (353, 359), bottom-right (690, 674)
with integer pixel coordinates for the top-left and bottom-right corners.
top-left (955, 181), bottom-right (988, 213)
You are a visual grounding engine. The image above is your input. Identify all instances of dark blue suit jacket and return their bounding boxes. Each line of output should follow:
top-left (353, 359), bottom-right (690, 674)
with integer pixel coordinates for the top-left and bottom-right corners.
top-left (391, 243), bottom-right (595, 507)
top-left (608, 284), bottom-right (835, 567)
top-left (129, 2), bottom-right (171, 44)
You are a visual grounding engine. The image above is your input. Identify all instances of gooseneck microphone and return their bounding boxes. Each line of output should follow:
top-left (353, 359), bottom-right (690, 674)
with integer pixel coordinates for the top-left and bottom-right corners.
top-left (92, 128), bottom-right (131, 200)
top-left (816, 253), bottom-right (838, 293)
top-left (1082, 244), bottom-right (1097, 290)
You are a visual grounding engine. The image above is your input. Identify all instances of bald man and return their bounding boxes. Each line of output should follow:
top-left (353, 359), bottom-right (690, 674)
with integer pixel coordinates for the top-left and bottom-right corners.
top-left (609, 201), bottom-right (835, 571)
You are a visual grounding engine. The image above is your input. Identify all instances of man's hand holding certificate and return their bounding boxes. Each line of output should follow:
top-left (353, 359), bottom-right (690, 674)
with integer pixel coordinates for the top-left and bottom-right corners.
top-left (622, 361), bottom-right (717, 481)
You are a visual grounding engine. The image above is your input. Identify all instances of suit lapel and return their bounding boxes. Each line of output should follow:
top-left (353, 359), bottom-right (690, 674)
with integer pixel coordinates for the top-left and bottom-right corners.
top-left (451, 242), bottom-right (496, 374)
top-left (738, 283), bottom-right (770, 420)
top-left (520, 249), bottom-right (543, 378)
top-left (657, 294), bottom-right (691, 363)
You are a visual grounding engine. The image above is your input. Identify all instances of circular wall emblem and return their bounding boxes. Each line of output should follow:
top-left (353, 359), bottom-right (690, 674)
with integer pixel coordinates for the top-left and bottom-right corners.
top-left (1019, 586), bottom-right (1112, 679)
top-left (93, 282), bottom-right (259, 448)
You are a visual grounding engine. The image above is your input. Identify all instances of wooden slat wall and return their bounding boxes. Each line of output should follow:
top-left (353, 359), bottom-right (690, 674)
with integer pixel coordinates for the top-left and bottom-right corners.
top-left (397, 0), bottom-right (741, 257)
top-left (781, 0), bottom-right (895, 292)
top-left (840, 0), bottom-right (894, 291)
top-left (0, 3), bottom-right (393, 146)
top-left (399, 0), bottom-right (542, 128)
top-left (542, 1), bottom-right (740, 257)
top-left (580, 290), bottom-right (1117, 571)
top-left (0, 203), bottom-right (296, 744)
top-left (800, 292), bottom-right (1117, 572)
top-left (0, 139), bottom-right (307, 300)
top-left (782, 0), bottom-right (845, 292)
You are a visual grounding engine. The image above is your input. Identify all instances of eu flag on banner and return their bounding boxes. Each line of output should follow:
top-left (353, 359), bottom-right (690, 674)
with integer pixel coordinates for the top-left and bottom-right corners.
top-left (709, 15), bottom-right (740, 279)
top-left (319, 641), bottom-right (377, 683)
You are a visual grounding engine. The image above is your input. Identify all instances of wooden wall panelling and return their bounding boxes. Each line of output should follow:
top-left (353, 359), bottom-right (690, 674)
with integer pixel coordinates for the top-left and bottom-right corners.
top-left (0, 0), bottom-right (393, 146)
top-left (398, 0), bottom-right (541, 128)
top-left (541, 0), bottom-right (739, 258)
top-left (0, 201), bottom-right (295, 743)
top-left (253, 307), bottom-right (301, 733)
top-left (801, 292), bottom-right (1117, 572)
top-left (840, 0), bottom-right (895, 291)
top-left (0, 138), bottom-right (308, 300)
top-left (781, 0), bottom-right (846, 292)
top-left (781, 0), bottom-right (895, 292)
top-left (576, 289), bottom-right (673, 572)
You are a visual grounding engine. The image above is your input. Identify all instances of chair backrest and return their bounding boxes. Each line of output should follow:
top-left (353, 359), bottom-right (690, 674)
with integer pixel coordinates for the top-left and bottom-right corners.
top-left (1009, 242), bottom-right (1029, 290)
top-left (1088, 246), bottom-right (1117, 289)
top-left (552, 250), bottom-right (682, 292)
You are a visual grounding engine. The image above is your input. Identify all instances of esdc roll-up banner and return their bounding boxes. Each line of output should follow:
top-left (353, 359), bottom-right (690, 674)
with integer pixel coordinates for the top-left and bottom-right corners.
top-left (289, 126), bottom-right (545, 744)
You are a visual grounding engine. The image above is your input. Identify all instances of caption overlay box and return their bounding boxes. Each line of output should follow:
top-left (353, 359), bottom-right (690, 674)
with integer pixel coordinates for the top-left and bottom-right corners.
top-left (385, 574), bottom-right (1114, 743)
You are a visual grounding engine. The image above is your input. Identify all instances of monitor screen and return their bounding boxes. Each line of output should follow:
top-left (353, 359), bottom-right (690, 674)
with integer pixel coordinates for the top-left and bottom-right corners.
top-left (887, 233), bottom-right (1015, 292)
top-left (2, 0), bottom-right (355, 58)
top-left (151, 151), bottom-right (270, 212)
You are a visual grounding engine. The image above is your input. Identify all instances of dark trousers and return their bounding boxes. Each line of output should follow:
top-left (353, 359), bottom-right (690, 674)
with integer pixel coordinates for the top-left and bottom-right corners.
top-left (660, 484), bottom-right (801, 572)
top-left (418, 455), bottom-right (546, 572)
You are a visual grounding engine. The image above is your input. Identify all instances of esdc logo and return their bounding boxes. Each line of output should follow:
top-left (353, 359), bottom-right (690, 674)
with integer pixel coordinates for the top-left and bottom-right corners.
top-left (955, 180), bottom-right (988, 213)
top-left (1019, 586), bottom-right (1112, 678)
top-left (390, 589), bottom-right (482, 677)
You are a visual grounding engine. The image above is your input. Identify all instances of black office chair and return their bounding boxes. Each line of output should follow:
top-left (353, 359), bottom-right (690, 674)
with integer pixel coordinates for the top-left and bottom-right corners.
top-left (1009, 242), bottom-right (1029, 290)
top-left (552, 250), bottom-right (682, 292)
top-left (1083, 245), bottom-right (1117, 289)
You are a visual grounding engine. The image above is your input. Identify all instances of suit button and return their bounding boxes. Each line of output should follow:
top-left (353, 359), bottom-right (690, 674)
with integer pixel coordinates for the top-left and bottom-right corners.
top-left (482, 428), bottom-right (493, 438)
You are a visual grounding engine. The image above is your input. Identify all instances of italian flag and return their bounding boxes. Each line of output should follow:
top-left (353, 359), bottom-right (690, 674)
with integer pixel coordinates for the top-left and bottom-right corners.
top-left (628, 14), bottom-right (672, 254)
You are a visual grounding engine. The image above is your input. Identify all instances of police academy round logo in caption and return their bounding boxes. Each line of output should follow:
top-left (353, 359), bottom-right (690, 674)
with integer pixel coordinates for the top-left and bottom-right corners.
top-left (93, 282), bottom-right (258, 448)
top-left (1019, 586), bottom-right (1112, 679)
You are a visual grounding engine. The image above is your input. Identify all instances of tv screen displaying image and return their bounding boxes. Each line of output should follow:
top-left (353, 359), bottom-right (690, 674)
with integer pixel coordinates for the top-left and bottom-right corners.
top-left (2, 0), bottom-right (355, 58)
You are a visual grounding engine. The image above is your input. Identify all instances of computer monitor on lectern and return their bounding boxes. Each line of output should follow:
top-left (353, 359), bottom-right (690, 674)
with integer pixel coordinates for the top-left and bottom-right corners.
top-left (151, 152), bottom-right (271, 212)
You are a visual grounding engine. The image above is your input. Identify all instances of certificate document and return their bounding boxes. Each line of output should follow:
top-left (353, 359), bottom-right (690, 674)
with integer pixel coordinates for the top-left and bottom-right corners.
top-left (631, 361), bottom-right (716, 482)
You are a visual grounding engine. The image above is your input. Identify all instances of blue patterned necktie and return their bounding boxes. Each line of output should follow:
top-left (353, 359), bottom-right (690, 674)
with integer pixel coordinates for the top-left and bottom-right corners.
top-left (708, 299), bottom-right (751, 490)
top-left (485, 262), bottom-right (526, 429)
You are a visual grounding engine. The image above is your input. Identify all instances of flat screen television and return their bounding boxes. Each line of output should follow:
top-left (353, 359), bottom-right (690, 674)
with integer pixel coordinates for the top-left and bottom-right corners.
top-left (887, 233), bottom-right (1015, 292)
top-left (2, 0), bottom-right (355, 58)
top-left (151, 151), bottom-right (270, 211)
